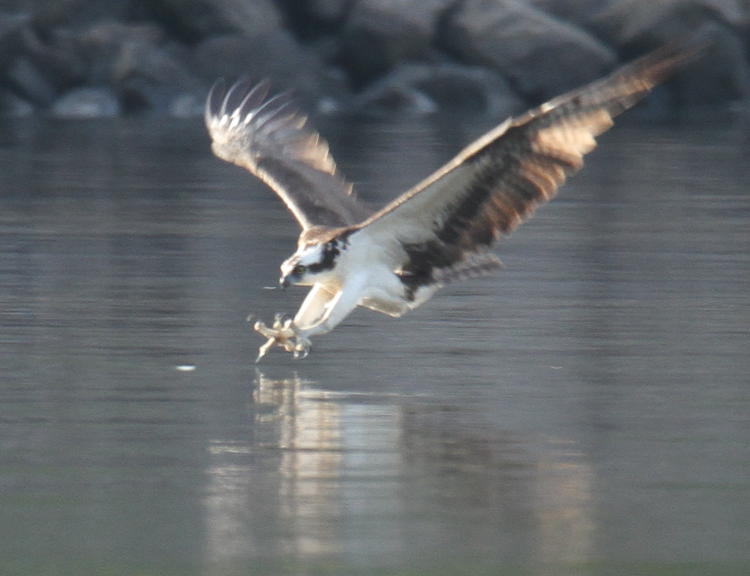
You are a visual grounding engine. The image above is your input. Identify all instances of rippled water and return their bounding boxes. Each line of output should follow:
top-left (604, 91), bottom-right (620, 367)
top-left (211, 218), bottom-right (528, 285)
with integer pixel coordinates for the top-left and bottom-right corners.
top-left (1, 113), bottom-right (749, 575)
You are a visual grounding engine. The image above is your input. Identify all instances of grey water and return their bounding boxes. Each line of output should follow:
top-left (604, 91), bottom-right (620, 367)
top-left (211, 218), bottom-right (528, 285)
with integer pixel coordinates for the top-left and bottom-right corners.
top-left (1, 113), bottom-right (749, 576)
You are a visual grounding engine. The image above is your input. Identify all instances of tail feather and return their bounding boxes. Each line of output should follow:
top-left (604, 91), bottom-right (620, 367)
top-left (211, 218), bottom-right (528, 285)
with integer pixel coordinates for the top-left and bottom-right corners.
top-left (433, 253), bottom-right (503, 285)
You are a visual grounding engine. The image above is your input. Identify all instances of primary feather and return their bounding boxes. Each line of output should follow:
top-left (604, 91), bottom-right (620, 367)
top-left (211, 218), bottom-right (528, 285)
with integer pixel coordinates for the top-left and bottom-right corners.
top-left (355, 45), bottom-right (696, 293)
top-left (205, 78), bottom-right (369, 229)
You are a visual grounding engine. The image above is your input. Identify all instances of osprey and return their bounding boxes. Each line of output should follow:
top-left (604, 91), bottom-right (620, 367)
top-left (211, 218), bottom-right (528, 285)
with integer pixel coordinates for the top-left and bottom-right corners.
top-left (205, 46), bottom-right (692, 361)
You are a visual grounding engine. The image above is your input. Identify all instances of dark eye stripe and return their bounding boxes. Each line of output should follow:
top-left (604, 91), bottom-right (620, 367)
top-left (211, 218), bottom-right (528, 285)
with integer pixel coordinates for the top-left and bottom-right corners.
top-left (307, 241), bottom-right (340, 274)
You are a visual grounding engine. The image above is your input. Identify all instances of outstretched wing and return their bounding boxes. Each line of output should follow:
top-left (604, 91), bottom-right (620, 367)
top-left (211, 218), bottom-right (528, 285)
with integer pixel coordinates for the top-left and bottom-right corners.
top-left (205, 79), bottom-right (370, 230)
top-left (355, 45), bottom-right (697, 287)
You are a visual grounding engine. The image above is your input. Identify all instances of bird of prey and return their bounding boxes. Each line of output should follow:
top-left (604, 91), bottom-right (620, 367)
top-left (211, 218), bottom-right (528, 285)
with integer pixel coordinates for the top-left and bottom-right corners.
top-left (205, 45), bottom-right (693, 361)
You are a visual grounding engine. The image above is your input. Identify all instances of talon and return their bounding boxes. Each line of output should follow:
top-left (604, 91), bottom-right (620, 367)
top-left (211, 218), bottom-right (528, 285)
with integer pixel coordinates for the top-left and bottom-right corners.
top-left (293, 345), bottom-right (310, 360)
top-left (254, 320), bottom-right (276, 340)
top-left (255, 337), bottom-right (276, 363)
top-left (280, 339), bottom-right (297, 353)
top-left (251, 315), bottom-right (311, 360)
top-left (272, 313), bottom-right (293, 328)
top-left (292, 335), bottom-right (311, 359)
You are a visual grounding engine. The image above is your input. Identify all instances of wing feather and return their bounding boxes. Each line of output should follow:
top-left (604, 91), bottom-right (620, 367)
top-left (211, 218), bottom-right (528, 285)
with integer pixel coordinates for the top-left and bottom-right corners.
top-left (356, 44), bottom-right (699, 285)
top-left (205, 79), bottom-right (370, 230)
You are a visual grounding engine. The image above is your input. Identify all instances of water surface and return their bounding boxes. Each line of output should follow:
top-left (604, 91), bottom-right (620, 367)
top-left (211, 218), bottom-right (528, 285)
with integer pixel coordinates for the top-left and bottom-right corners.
top-left (1, 114), bottom-right (749, 575)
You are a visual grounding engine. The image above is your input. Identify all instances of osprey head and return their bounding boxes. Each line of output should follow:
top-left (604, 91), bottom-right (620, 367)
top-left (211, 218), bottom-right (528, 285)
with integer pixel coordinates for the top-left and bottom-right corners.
top-left (279, 240), bottom-right (341, 288)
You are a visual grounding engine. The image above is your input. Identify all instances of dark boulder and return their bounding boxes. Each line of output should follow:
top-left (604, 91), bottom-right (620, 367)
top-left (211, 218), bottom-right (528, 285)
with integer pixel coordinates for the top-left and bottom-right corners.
top-left (135, 0), bottom-right (282, 44)
top-left (589, 0), bottom-right (747, 48)
top-left (441, 0), bottom-right (617, 101)
top-left (21, 26), bottom-right (87, 89)
top-left (75, 21), bottom-right (199, 114)
top-left (4, 57), bottom-right (57, 107)
top-left (339, 0), bottom-right (455, 86)
top-left (590, 0), bottom-right (750, 106)
top-left (51, 86), bottom-right (120, 118)
top-left (0, 0), bottom-right (134, 31)
top-left (192, 31), bottom-right (328, 101)
top-left (529, 0), bottom-right (618, 27)
top-left (0, 15), bottom-right (85, 107)
top-left (302, 0), bottom-right (353, 26)
top-left (75, 21), bottom-right (164, 84)
top-left (0, 88), bottom-right (34, 116)
top-left (276, 0), bottom-right (354, 38)
top-left (675, 23), bottom-right (750, 107)
top-left (352, 62), bottom-right (524, 116)
top-left (0, 0), bottom-right (746, 116)
top-left (0, 11), bottom-right (29, 70)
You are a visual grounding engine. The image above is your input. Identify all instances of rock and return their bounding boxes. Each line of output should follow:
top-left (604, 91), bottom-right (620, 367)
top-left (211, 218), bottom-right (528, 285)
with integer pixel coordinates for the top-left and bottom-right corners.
top-left (528, 0), bottom-right (618, 30)
top-left (0, 89), bottom-right (34, 117)
top-left (589, 0), bottom-right (750, 106)
top-left (339, 0), bottom-right (455, 86)
top-left (18, 25), bottom-right (86, 91)
top-left (590, 0), bottom-right (747, 47)
top-left (0, 0), bottom-right (745, 117)
top-left (5, 57), bottom-right (57, 106)
top-left (441, 0), bottom-right (617, 101)
top-left (116, 48), bottom-right (198, 114)
top-left (136, 0), bottom-right (282, 43)
top-left (0, 11), bottom-right (29, 70)
top-left (307, 0), bottom-right (353, 25)
top-left (76, 21), bottom-right (164, 83)
top-left (192, 31), bottom-right (325, 98)
top-left (51, 86), bottom-right (120, 117)
top-left (75, 21), bottom-right (198, 113)
top-left (114, 39), bottom-right (193, 88)
top-left (674, 23), bottom-right (750, 106)
top-left (0, 13), bottom-right (54, 106)
top-left (1, 13), bottom-right (84, 105)
top-left (168, 92), bottom-right (204, 117)
top-left (0, 0), bottom-right (134, 31)
top-left (278, 0), bottom-right (353, 38)
top-left (352, 62), bottom-right (524, 116)
top-left (355, 82), bottom-right (438, 115)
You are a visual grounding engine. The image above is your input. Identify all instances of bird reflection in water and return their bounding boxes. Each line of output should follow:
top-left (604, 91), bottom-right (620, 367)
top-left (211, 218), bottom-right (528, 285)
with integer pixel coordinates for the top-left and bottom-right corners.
top-left (203, 371), bottom-right (345, 571)
top-left (203, 371), bottom-right (597, 570)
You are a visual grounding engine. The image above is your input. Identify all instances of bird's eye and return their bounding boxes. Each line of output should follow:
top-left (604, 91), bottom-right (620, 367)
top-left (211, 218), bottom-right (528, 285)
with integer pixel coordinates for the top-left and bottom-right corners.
top-left (293, 265), bottom-right (306, 276)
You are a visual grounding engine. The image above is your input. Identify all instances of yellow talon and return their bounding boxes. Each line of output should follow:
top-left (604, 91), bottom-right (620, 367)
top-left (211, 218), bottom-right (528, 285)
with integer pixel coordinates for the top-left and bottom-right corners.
top-left (252, 314), bottom-right (309, 361)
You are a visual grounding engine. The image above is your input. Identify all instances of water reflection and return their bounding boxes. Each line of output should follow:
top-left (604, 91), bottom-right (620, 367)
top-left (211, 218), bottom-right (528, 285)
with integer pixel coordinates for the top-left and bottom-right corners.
top-left (202, 370), bottom-right (599, 572)
top-left (0, 116), bottom-right (748, 575)
top-left (255, 372), bottom-right (343, 558)
top-left (204, 372), bottom-right (345, 571)
top-left (396, 400), bottom-right (596, 568)
top-left (533, 445), bottom-right (594, 564)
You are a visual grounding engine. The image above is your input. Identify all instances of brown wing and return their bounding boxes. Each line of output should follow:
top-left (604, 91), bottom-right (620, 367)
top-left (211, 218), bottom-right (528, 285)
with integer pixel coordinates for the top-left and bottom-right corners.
top-left (205, 78), bottom-right (370, 230)
top-left (356, 44), bottom-right (698, 285)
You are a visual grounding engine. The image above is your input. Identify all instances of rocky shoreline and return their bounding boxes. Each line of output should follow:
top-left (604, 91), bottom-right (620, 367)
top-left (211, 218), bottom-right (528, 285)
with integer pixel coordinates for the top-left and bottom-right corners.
top-left (1, 0), bottom-right (748, 118)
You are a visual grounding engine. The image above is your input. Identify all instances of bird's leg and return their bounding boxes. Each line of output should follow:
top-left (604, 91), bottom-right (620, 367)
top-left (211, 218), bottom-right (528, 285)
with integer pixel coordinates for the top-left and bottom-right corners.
top-left (291, 285), bottom-right (332, 325)
top-left (253, 317), bottom-right (311, 361)
top-left (255, 333), bottom-right (278, 362)
top-left (253, 313), bottom-right (298, 362)
top-left (252, 277), bottom-right (365, 361)
top-left (293, 275), bottom-right (366, 342)
top-left (253, 284), bottom-right (339, 361)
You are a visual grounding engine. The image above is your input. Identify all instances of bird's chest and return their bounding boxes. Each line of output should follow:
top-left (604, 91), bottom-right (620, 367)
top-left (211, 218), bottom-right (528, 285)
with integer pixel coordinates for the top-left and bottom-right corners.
top-left (331, 240), bottom-right (404, 298)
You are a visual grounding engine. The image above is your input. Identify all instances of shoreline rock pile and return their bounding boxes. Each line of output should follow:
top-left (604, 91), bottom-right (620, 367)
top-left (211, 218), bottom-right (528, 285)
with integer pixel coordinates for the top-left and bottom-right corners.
top-left (0, 0), bottom-right (747, 118)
